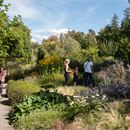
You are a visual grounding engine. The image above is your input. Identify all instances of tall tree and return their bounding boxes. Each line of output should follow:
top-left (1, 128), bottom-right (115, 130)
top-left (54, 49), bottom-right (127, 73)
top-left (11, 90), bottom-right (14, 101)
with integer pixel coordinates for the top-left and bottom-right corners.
top-left (0, 0), bottom-right (9, 66)
top-left (121, 7), bottom-right (130, 39)
top-left (67, 30), bottom-right (89, 49)
top-left (118, 7), bottom-right (130, 63)
top-left (111, 14), bottom-right (120, 42)
top-left (111, 14), bottom-right (119, 29)
top-left (6, 16), bottom-right (32, 63)
top-left (97, 14), bottom-right (120, 57)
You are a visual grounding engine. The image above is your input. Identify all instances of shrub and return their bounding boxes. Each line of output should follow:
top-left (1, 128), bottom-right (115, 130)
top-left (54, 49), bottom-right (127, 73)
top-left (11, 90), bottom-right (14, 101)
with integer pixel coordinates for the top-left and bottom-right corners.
top-left (16, 109), bottom-right (62, 130)
top-left (7, 67), bottom-right (24, 81)
top-left (9, 89), bottom-right (105, 127)
top-left (96, 107), bottom-right (130, 129)
top-left (41, 73), bottom-right (65, 86)
top-left (9, 90), bottom-right (69, 124)
top-left (96, 61), bottom-right (127, 86)
top-left (81, 101), bottom-right (130, 130)
top-left (7, 80), bottom-right (40, 104)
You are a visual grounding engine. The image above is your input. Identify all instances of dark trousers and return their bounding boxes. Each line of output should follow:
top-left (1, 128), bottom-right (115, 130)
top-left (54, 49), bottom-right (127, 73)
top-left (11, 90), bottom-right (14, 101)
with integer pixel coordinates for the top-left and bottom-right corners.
top-left (64, 72), bottom-right (69, 86)
top-left (84, 72), bottom-right (93, 87)
top-left (73, 76), bottom-right (78, 85)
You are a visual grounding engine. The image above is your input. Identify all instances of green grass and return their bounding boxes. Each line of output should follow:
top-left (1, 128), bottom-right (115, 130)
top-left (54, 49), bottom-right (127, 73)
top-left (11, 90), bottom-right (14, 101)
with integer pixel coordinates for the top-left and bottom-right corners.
top-left (16, 109), bottom-right (62, 130)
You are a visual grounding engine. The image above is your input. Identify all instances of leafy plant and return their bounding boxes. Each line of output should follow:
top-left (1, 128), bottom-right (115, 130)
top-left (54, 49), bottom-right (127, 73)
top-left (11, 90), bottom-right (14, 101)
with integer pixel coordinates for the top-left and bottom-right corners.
top-left (9, 90), bottom-right (69, 124)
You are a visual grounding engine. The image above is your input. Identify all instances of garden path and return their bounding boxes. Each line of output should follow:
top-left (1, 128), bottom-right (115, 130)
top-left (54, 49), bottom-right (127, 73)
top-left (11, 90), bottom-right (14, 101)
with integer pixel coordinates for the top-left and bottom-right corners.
top-left (0, 97), bottom-right (14, 130)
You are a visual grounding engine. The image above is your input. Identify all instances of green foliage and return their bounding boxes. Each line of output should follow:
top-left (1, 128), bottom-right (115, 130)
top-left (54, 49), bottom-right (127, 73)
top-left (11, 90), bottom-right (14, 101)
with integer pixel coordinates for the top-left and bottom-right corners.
top-left (67, 30), bottom-right (97, 49)
top-left (115, 38), bottom-right (130, 63)
top-left (67, 30), bottom-right (88, 49)
top-left (0, 1), bottom-right (32, 66)
top-left (111, 14), bottom-right (119, 29)
top-left (16, 109), bottom-right (62, 130)
top-left (7, 80), bottom-right (40, 104)
top-left (9, 90), bottom-right (69, 124)
top-left (37, 46), bottom-right (46, 62)
top-left (7, 16), bottom-right (32, 64)
top-left (61, 37), bottom-right (81, 58)
top-left (44, 36), bottom-right (81, 59)
top-left (41, 73), bottom-right (64, 86)
top-left (8, 87), bottom-right (106, 127)
top-left (39, 54), bottom-right (63, 74)
top-left (99, 41), bottom-right (119, 56)
top-left (79, 46), bottom-right (99, 63)
top-left (0, 0), bottom-right (9, 66)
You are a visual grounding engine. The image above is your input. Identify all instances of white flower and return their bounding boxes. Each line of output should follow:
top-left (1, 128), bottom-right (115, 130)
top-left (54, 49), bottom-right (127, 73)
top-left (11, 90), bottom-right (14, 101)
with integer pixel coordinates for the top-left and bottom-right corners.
top-left (96, 94), bottom-right (99, 97)
top-left (91, 95), bottom-right (95, 98)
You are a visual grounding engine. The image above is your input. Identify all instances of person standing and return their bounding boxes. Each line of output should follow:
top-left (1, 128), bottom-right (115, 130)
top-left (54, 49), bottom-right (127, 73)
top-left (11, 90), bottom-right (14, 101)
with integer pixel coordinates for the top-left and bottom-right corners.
top-left (0, 68), bottom-right (4, 94)
top-left (64, 59), bottom-right (71, 86)
top-left (84, 59), bottom-right (93, 87)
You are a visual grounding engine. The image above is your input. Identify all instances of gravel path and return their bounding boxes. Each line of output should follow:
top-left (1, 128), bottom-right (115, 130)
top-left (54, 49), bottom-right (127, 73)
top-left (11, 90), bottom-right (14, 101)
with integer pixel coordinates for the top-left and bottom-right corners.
top-left (0, 97), bottom-right (14, 130)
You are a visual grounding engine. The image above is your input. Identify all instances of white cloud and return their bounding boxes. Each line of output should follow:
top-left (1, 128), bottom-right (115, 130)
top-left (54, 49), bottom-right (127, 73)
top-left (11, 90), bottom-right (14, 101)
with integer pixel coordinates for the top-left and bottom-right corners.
top-left (48, 28), bottom-right (69, 35)
top-left (4, 0), bottom-right (99, 43)
top-left (31, 28), bottom-right (69, 43)
top-left (31, 34), bottom-right (48, 43)
top-left (5, 0), bottom-right (41, 19)
top-left (5, 0), bottom-right (68, 43)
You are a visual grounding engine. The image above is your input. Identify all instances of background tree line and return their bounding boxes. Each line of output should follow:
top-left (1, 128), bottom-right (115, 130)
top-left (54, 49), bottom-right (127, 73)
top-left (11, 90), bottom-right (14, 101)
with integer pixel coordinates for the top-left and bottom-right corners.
top-left (0, 0), bottom-right (130, 73)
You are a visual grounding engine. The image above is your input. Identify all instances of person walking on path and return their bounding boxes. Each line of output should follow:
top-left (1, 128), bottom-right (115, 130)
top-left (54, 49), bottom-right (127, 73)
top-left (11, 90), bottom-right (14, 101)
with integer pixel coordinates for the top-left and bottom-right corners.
top-left (0, 68), bottom-right (4, 95)
top-left (0, 68), bottom-right (7, 96)
top-left (84, 59), bottom-right (93, 87)
top-left (64, 59), bottom-right (71, 86)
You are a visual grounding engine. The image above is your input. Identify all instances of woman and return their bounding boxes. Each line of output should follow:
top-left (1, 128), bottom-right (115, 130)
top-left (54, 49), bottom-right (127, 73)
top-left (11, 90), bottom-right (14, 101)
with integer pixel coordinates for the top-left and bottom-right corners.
top-left (64, 59), bottom-right (71, 86)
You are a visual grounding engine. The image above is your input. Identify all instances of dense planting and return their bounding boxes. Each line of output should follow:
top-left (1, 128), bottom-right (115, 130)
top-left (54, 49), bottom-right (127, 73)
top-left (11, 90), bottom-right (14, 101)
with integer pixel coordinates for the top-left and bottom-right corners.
top-left (7, 80), bottom-right (40, 104)
top-left (9, 90), bottom-right (105, 128)
top-left (1, 0), bottom-right (130, 129)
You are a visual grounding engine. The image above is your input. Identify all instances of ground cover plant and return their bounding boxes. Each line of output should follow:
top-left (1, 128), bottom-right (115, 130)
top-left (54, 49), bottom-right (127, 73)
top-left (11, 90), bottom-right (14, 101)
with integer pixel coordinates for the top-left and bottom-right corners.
top-left (9, 89), bottom-right (106, 129)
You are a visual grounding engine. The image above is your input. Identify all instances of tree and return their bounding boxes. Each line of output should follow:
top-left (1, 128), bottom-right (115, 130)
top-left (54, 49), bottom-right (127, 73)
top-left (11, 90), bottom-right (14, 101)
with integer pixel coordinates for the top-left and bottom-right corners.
top-left (5, 16), bottom-right (32, 64)
top-left (0, 1), bottom-right (32, 66)
top-left (111, 14), bottom-right (119, 29)
top-left (99, 41), bottom-right (119, 56)
top-left (67, 30), bottom-right (97, 49)
top-left (97, 14), bottom-right (120, 58)
top-left (59, 37), bottom-right (81, 59)
top-left (0, 0), bottom-right (9, 66)
top-left (117, 7), bottom-right (130, 63)
top-left (37, 46), bottom-right (46, 63)
top-left (67, 30), bottom-right (88, 49)
top-left (121, 7), bottom-right (130, 39)
top-left (86, 30), bottom-right (97, 47)
top-left (115, 38), bottom-right (130, 64)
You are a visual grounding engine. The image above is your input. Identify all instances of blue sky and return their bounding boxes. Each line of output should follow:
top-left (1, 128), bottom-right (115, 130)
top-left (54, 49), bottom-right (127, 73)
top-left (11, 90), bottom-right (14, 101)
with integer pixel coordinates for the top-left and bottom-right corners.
top-left (5, 0), bottom-right (129, 43)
